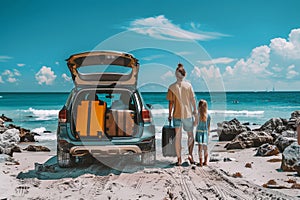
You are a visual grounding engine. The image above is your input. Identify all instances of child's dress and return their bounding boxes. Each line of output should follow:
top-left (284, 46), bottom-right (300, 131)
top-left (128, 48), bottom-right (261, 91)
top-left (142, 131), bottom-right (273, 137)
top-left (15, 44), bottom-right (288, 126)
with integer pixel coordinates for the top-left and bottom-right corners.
top-left (196, 114), bottom-right (211, 145)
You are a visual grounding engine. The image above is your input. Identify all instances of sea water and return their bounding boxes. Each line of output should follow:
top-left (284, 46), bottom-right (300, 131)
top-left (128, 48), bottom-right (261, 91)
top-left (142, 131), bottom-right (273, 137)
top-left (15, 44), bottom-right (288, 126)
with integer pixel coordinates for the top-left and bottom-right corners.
top-left (0, 92), bottom-right (300, 151)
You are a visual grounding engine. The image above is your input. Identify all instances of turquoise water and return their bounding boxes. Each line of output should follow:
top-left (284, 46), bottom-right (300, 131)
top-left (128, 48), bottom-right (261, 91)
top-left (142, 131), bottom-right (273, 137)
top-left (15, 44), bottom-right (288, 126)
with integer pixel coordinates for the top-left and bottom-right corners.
top-left (0, 91), bottom-right (300, 149)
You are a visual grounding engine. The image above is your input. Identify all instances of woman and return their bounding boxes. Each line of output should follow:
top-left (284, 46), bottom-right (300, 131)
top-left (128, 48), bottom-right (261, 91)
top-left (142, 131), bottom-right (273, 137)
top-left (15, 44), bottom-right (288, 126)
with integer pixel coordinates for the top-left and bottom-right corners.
top-left (167, 63), bottom-right (197, 166)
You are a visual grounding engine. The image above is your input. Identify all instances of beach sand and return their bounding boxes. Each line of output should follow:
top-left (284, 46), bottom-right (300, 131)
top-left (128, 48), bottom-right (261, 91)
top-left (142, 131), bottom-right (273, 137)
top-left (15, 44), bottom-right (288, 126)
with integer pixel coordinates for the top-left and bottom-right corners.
top-left (0, 139), bottom-right (299, 200)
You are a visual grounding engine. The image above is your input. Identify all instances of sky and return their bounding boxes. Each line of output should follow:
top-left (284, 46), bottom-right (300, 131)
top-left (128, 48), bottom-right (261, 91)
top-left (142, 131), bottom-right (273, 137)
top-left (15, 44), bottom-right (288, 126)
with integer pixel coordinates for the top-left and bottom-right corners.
top-left (0, 0), bottom-right (300, 92)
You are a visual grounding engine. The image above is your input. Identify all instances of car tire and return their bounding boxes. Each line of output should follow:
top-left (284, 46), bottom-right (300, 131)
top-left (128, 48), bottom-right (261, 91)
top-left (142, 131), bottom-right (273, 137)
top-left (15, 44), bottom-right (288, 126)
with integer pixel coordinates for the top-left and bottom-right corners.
top-left (57, 145), bottom-right (75, 168)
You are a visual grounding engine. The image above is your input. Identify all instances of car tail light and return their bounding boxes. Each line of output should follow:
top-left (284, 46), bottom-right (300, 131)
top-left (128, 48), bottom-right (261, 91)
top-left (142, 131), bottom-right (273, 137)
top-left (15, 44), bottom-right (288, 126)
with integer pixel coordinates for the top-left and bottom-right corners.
top-left (142, 109), bottom-right (152, 123)
top-left (58, 109), bottom-right (67, 123)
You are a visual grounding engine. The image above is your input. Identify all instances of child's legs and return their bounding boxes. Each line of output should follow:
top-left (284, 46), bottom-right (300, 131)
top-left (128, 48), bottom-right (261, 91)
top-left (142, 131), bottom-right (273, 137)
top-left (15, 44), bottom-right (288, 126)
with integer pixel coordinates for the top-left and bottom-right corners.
top-left (198, 144), bottom-right (203, 162)
top-left (203, 145), bottom-right (208, 164)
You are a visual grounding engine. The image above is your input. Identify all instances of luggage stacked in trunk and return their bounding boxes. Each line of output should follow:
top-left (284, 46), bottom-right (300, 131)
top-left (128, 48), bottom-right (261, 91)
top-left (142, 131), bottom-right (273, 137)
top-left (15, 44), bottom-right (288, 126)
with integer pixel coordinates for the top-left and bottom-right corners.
top-left (106, 109), bottom-right (135, 137)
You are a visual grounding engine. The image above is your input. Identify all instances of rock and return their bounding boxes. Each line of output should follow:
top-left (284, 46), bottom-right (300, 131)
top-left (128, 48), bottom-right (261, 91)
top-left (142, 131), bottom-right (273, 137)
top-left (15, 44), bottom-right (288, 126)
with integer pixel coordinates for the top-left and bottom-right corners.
top-left (271, 132), bottom-right (281, 141)
top-left (24, 145), bottom-right (50, 152)
top-left (295, 161), bottom-right (300, 176)
top-left (255, 143), bottom-right (279, 156)
top-left (0, 114), bottom-right (13, 122)
top-left (0, 126), bottom-right (8, 134)
top-left (256, 118), bottom-right (288, 133)
top-left (19, 129), bottom-right (35, 142)
top-left (225, 141), bottom-right (246, 149)
top-left (225, 131), bottom-right (273, 150)
top-left (281, 130), bottom-right (297, 138)
top-left (274, 135), bottom-right (297, 152)
top-left (217, 118), bottom-right (250, 141)
top-left (290, 110), bottom-right (300, 118)
top-left (281, 142), bottom-right (300, 172)
top-left (0, 128), bottom-right (20, 148)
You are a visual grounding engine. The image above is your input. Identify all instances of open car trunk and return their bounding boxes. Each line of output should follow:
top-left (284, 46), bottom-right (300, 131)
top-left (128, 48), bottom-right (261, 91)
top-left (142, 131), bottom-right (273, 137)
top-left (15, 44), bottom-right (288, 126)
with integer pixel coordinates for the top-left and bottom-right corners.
top-left (71, 89), bottom-right (141, 140)
top-left (66, 51), bottom-right (139, 87)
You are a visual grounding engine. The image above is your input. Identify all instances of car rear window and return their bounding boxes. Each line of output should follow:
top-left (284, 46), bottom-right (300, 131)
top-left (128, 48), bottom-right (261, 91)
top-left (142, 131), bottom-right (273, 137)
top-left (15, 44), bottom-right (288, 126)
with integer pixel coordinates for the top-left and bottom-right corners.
top-left (78, 65), bottom-right (132, 75)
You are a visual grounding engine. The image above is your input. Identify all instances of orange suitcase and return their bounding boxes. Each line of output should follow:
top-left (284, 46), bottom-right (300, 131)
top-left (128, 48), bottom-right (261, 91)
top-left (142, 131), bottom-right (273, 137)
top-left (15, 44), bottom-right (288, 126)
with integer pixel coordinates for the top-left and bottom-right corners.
top-left (76, 100), bottom-right (106, 138)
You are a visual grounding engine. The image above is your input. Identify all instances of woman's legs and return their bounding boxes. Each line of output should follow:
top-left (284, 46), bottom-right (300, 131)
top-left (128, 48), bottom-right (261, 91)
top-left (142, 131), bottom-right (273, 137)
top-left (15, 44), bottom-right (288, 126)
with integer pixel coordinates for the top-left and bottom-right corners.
top-left (187, 131), bottom-right (194, 164)
top-left (175, 127), bottom-right (182, 165)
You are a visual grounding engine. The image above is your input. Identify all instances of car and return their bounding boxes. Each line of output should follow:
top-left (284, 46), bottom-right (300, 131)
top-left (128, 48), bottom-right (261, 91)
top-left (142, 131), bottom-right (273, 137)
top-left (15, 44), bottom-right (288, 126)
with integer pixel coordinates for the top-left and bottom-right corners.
top-left (57, 51), bottom-right (156, 167)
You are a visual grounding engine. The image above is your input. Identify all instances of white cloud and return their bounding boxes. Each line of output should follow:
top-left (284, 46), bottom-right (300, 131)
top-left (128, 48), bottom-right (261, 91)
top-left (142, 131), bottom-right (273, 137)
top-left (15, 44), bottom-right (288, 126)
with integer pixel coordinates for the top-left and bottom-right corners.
top-left (270, 28), bottom-right (300, 60)
top-left (286, 64), bottom-right (299, 79)
top-left (2, 70), bottom-right (13, 76)
top-left (62, 73), bottom-right (71, 82)
top-left (17, 63), bottom-right (25, 67)
top-left (161, 70), bottom-right (174, 81)
top-left (7, 77), bottom-right (17, 83)
top-left (55, 61), bottom-right (59, 65)
top-left (128, 15), bottom-right (227, 41)
top-left (13, 69), bottom-right (21, 76)
top-left (35, 66), bottom-right (57, 85)
top-left (0, 56), bottom-right (12, 62)
top-left (224, 45), bottom-right (271, 76)
top-left (198, 57), bottom-right (236, 65)
top-left (0, 76), bottom-right (3, 83)
top-left (1, 69), bottom-right (21, 83)
top-left (191, 65), bottom-right (221, 79)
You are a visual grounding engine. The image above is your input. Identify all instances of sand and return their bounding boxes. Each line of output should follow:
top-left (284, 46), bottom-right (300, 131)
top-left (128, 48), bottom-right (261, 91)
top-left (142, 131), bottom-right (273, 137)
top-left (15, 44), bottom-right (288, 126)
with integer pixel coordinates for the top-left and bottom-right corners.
top-left (0, 138), bottom-right (299, 200)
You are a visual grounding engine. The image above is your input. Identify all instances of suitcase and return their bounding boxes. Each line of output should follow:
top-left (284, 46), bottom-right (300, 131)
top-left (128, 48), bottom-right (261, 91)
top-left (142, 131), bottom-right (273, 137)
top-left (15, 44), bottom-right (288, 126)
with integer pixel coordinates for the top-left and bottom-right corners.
top-left (76, 100), bottom-right (106, 138)
top-left (106, 109), bottom-right (135, 137)
top-left (162, 121), bottom-right (177, 157)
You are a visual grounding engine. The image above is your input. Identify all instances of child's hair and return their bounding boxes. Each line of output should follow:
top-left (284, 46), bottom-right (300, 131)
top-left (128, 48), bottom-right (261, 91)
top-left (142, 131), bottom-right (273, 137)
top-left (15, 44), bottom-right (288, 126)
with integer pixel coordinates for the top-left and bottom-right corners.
top-left (198, 99), bottom-right (208, 122)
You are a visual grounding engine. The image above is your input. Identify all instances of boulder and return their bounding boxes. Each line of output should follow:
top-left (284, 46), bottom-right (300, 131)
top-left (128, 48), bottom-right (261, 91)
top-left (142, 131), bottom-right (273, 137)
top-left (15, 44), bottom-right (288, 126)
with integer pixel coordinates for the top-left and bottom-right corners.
top-left (0, 128), bottom-right (20, 147)
top-left (281, 130), bottom-right (297, 138)
top-left (274, 135), bottom-right (297, 152)
top-left (0, 114), bottom-right (13, 122)
top-left (290, 110), bottom-right (300, 118)
top-left (19, 129), bottom-right (35, 142)
top-left (281, 142), bottom-right (300, 172)
top-left (295, 161), bottom-right (300, 176)
top-left (217, 118), bottom-right (250, 141)
top-left (255, 143), bottom-right (279, 156)
top-left (24, 145), bottom-right (50, 152)
top-left (225, 131), bottom-right (273, 150)
top-left (256, 118), bottom-right (288, 133)
top-left (225, 141), bottom-right (246, 150)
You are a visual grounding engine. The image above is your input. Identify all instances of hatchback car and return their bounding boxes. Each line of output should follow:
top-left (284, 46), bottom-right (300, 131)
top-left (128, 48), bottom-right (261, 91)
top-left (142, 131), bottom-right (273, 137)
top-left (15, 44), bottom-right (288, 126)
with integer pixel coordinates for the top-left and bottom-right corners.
top-left (57, 51), bottom-right (156, 167)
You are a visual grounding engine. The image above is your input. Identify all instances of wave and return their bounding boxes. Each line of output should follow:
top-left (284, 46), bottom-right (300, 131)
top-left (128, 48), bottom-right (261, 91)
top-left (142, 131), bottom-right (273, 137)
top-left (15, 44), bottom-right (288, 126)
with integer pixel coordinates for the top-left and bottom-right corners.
top-left (209, 110), bottom-right (264, 116)
top-left (32, 127), bottom-right (57, 141)
top-left (24, 107), bottom-right (59, 121)
top-left (150, 108), bottom-right (264, 116)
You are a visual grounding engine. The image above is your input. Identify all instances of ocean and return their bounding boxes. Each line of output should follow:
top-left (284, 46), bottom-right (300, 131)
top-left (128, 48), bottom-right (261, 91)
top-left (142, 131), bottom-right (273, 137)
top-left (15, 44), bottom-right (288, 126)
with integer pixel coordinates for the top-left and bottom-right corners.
top-left (0, 92), bottom-right (300, 151)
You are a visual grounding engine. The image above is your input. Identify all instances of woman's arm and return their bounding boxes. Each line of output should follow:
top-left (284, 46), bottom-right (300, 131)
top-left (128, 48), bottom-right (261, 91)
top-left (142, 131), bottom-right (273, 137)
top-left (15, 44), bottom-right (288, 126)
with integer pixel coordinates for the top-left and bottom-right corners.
top-left (168, 101), bottom-right (173, 122)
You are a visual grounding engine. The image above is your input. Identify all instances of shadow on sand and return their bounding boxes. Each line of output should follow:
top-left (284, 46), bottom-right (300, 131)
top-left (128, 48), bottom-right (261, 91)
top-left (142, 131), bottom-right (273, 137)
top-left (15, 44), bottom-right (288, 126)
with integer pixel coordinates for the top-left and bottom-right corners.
top-left (16, 156), bottom-right (186, 180)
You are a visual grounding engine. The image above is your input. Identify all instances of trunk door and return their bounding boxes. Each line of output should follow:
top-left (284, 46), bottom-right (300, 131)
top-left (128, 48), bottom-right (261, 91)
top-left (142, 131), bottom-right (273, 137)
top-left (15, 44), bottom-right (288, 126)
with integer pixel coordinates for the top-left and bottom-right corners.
top-left (67, 51), bottom-right (139, 87)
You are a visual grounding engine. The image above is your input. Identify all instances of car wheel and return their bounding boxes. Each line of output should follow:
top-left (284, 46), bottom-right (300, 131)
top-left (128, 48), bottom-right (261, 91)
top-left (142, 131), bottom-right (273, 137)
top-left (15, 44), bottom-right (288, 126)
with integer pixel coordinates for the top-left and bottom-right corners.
top-left (57, 145), bottom-right (75, 168)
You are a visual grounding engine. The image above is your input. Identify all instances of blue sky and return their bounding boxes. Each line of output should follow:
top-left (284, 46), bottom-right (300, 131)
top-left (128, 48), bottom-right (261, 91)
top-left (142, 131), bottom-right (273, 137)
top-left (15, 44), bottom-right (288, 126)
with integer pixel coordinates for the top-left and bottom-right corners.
top-left (0, 0), bottom-right (300, 92)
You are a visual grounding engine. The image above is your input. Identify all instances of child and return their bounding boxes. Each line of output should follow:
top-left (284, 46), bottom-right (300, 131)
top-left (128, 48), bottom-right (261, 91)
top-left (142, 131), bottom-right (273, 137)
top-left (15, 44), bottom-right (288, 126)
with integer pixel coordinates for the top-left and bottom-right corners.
top-left (196, 99), bottom-right (211, 166)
